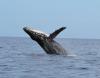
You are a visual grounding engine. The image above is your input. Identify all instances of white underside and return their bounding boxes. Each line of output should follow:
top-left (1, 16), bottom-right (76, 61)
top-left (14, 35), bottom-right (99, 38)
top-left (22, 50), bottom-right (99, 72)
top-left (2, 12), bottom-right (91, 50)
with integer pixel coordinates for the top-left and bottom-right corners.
top-left (30, 28), bottom-right (49, 36)
top-left (33, 29), bottom-right (49, 36)
top-left (27, 27), bottom-right (49, 36)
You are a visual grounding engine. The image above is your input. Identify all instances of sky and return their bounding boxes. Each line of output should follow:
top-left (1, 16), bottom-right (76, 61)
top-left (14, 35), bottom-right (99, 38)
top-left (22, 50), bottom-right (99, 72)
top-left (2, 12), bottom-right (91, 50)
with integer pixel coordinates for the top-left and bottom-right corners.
top-left (0, 0), bottom-right (100, 39)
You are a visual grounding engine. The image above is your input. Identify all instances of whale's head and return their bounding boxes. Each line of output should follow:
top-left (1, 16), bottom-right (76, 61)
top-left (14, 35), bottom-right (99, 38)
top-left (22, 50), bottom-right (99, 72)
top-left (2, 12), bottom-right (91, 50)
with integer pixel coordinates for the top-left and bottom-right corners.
top-left (23, 27), bottom-right (49, 41)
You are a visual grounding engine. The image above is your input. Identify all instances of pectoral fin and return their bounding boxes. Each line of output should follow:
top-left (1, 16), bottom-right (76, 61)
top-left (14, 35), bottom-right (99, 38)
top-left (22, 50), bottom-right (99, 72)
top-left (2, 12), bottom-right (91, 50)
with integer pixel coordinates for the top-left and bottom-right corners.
top-left (49, 27), bottom-right (66, 40)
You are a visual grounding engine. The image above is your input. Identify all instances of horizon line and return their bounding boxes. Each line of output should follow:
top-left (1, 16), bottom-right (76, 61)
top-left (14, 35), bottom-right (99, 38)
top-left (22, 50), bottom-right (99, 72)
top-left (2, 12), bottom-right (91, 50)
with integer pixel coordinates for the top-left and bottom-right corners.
top-left (0, 36), bottom-right (100, 40)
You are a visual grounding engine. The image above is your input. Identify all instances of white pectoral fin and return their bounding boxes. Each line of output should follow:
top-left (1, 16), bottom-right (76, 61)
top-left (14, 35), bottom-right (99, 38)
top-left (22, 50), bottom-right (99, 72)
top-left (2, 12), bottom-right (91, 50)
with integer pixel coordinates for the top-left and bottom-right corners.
top-left (49, 27), bottom-right (66, 40)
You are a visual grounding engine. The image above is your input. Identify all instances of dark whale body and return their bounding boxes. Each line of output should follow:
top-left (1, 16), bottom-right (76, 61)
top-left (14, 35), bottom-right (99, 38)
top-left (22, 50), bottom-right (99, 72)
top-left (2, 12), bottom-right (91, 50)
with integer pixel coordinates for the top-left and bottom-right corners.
top-left (23, 27), bottom-right (67, 55)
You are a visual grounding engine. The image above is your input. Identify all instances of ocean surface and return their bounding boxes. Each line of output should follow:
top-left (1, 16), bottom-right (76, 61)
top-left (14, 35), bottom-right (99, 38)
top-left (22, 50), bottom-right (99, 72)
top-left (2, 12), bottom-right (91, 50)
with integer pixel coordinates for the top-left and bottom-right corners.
top-left (0, 37), bottom-right (100, 78)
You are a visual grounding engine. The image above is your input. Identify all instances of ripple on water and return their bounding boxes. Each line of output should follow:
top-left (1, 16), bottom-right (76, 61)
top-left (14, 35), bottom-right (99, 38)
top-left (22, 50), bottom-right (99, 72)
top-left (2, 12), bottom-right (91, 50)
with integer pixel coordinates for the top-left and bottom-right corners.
top-left (0, 46), bottom-right (3, 49)
top-left (0, 37), bottom-right (100, 78)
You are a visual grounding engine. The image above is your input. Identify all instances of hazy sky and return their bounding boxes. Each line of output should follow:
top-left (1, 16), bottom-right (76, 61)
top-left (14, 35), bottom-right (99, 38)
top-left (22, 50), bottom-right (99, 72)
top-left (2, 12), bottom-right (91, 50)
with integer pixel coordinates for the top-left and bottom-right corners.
top-left (0, 0), bottom-right (100, 39)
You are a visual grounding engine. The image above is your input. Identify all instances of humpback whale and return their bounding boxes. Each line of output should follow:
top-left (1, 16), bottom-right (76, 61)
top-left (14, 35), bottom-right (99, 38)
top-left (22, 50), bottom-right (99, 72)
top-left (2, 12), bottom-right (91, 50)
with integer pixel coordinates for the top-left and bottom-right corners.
top-left (23, 26), bottom-right (67, 55)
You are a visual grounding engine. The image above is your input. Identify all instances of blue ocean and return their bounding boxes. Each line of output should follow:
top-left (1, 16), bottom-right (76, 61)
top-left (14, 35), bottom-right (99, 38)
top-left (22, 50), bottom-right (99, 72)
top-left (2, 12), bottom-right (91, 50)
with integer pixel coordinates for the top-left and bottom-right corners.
top-left (0, 37), bottom-right (100, 78)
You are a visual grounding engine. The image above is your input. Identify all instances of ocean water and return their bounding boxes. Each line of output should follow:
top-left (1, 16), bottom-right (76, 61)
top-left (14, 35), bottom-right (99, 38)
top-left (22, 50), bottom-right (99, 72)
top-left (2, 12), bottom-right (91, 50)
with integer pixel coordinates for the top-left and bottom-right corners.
top-left (0, 37), bottom-right (100, 78)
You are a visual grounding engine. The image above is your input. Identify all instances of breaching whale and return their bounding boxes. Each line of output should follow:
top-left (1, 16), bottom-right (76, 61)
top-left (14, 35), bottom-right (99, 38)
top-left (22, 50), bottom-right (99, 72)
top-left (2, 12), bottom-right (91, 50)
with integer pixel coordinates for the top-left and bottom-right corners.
top-left (23, 26), bottom-right (67, 55)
